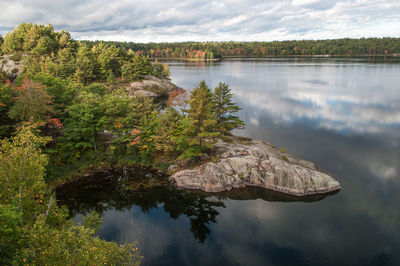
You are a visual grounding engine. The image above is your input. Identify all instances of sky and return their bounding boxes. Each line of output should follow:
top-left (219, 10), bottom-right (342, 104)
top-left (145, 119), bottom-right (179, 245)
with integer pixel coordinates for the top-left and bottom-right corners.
top-left (0, 0), bottom-right (399, 42)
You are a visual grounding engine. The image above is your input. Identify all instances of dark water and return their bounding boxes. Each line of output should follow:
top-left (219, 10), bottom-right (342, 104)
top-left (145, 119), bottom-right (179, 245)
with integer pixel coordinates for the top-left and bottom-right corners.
top-left (57, 58), bottom-right (400, 265)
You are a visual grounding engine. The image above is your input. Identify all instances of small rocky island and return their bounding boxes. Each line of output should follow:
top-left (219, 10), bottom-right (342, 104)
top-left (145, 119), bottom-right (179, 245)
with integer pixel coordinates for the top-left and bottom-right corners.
top-left (107, 75), bottom-right (341, 197)
top-left (170, 139), bottom-right (341, 196)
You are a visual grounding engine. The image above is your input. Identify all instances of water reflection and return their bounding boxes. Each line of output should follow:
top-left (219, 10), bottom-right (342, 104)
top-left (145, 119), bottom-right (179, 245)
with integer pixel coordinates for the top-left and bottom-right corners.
top-left (170, 58), bottom-right (400, 140)
top-left (56, 167), bottom-right (330, 244)
top-left (56, 168), bottom-right (223, 243)
top-left (56, 58), bottom-right (400, 265)
top-left (166, 58), bottom-right (400, 265)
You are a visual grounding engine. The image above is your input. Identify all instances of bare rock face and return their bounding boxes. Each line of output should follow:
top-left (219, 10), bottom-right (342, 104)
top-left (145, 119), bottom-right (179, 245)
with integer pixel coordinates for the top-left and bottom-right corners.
top-left (0, 54), bottom-right (24, 81)
top-left (126, 75), bottom-right (184, 98)
top-left (170, 140), bottom-right (341, 196)
top-left (133, 89), bottom-right (159, 98)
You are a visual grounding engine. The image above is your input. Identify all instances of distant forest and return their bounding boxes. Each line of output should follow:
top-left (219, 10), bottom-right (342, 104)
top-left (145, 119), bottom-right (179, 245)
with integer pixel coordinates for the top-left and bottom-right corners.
top-left (84, 38), bottom-right (400, 60)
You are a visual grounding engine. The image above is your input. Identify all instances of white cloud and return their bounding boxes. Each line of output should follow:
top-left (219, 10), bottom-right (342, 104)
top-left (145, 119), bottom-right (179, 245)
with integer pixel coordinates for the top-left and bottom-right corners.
top-left (292, 0), bottom-right (320, 6)
top-left (0, 0), bottom-right (399, 41)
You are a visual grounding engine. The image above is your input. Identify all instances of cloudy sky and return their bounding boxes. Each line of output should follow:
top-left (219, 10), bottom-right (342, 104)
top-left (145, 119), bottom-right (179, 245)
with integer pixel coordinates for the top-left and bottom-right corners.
top-left (0, 0), bottom-right (399, 42)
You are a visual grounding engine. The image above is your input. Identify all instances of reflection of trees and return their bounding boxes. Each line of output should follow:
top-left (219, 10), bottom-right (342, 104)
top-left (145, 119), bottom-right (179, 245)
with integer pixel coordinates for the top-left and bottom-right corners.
top-left (55, 167), bottom-right (225, 243)
top-left (56, 167), bottom-right (330, 243)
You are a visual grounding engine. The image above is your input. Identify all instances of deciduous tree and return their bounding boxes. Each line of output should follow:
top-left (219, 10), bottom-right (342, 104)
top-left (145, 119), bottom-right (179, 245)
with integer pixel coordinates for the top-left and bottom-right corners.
top-left (8, 77), bottom-right (54, 123)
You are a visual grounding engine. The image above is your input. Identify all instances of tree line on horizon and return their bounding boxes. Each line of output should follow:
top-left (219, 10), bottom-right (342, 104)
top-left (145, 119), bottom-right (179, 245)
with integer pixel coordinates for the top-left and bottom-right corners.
top-left (83, 37), bottom-right (400, 60)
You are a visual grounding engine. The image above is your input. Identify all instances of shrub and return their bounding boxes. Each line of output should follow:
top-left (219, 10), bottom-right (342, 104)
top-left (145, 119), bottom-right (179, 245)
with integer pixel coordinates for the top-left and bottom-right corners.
top-left (281, 155), bottom-right (289, 162)
top-left (9, 53), bottom-right (23, 62)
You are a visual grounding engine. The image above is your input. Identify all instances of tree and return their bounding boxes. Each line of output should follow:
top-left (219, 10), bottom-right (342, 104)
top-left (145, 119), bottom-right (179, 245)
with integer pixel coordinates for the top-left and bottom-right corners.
top-left (127, 95), bottom-right (155, 126)
top-left (122, 55), bottom-right (152, 81)
top-left (96, 43), bottom-right (123, 80)
top-left (0, 83), bottom-right (17, 137)
top-left (180, 80), bottom-right (219, 159)
top-left (0, 34), bottom-right (3, 54)
top-left (1, 23), bottom-right (29, 53)
top-left (212, 82), bottom-right (244, 135)
top-left (99, 89), bottom-right (134, 144)
top-left (0, 126), bottom-right (52, 223)
top-left (8, 77), bottom-right (54, 123)
top-left (153, 108), bottom-right (183, 156)
top-left (74, 43), bottom-right (99, 84)
top-left (32, 72), bottom-right (76, 119)
top-left (33, 36), bottom-right (58, 55)
top-left (0, 204), bottom-right (21, 264)
top-left (58, 31), bottom-right (73, 49)
top-left (166, 89), bottom-right (189, 115)
top-left (0, 126), bottom-right (142, 265)
top-left (23, 25), bottom-right (40, 51)
top-left (64, 91), bottom-right (103, 152)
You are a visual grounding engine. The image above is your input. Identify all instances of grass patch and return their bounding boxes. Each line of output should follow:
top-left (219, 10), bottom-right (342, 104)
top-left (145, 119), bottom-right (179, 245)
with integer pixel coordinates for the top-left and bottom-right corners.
top-left (237, 136), bottom-right (252, 145)
top-left (281, 155), bottom-right (289, 162)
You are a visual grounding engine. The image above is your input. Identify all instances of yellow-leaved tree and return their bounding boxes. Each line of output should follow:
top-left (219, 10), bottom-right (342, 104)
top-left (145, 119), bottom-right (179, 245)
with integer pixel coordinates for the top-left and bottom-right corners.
top-left (0, 125), bottom-right (142, 265)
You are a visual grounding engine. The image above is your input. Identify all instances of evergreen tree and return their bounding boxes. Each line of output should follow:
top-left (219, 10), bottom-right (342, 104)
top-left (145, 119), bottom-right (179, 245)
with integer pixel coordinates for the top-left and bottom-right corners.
top-left (212, 82), bottom-right (244, 135)
top-left (58, 31), bottom-right (73, 49)
top-left (74, 44), bottom-right (99, 84)
top-left (54, 47), bottom-right (76, 78)
top-left (153, 108), bottom-right (182, 156)
top-left (23, 25), bottom-right (40, 51)
top-left (121, 55), bottom-right (152, 81)
top-left (180, 80), bottom-right (219, 159)
top-left (0, 34), bottom-right (3, 54)
top-left (63, 92), bottom-right (103, 152)
top-left (96, 43), bottom-right (123, 79)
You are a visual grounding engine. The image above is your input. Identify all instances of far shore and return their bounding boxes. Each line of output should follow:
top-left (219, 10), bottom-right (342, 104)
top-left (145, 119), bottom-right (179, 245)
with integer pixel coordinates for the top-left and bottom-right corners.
top-left (149, 54), bottom-right (400, 62)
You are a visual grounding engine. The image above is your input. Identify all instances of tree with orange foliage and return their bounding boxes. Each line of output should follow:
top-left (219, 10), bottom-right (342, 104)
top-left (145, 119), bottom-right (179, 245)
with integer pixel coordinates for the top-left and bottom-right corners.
top-left (166, 89), bottom-right (189, 115)
top-left (8, 77), bottom-right (54, 123)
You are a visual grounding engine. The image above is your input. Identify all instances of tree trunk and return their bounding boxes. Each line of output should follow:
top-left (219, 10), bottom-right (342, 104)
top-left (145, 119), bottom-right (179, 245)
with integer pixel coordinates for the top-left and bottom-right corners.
top-left (93, 134), bottom-right (97, 152)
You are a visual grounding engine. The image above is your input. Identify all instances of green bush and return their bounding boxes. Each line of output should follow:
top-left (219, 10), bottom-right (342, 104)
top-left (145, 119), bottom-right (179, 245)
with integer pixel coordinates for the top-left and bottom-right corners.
top-left (9, 53), bottom-right (23, 61)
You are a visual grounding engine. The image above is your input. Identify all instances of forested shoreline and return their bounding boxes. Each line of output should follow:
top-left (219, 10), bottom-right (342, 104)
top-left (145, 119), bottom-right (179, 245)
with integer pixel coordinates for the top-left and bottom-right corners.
top-left (0, 23), bottom-right (243, 265)
top-left (84, 38), bottom-right (400, 60)
top-left (1, 22), bottom-right (395, 265)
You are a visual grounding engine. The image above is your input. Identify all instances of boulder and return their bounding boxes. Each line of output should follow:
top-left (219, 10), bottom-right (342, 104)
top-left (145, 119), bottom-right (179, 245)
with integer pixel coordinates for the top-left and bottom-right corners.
top-left (133, 89), bottom-right (159, 98)
top-left (170, 140), bottom-right (341, 197)
top-left (126, 75), bottom-right (184, 98)
top-left (0, 54), bottom-right (24, 81)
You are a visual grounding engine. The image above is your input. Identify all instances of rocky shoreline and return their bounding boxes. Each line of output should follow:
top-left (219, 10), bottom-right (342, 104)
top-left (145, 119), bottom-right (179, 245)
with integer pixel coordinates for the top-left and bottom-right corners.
top-left (170, 139), bottom-right (341, 197)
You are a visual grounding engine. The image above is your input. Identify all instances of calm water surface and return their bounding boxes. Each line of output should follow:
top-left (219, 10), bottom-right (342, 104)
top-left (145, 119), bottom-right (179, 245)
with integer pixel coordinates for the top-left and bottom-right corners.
top-left (57, 58), bottom-right (400, 265)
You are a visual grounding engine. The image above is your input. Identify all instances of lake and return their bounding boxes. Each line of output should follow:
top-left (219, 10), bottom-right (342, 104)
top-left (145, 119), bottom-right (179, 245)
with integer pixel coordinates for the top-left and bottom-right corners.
top-left (57, 58), bottom-right (400, 265)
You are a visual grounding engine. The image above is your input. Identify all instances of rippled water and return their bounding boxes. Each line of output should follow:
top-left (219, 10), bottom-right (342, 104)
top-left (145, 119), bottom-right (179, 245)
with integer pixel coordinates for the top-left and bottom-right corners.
top-left (57, 58), bottom-right (400, 265)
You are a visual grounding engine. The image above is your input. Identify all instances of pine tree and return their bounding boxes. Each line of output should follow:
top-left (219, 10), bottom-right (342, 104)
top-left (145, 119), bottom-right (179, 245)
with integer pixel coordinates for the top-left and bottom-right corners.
top-left (212, 82), bottom-right (244, 135)
top-left (153, 108), bottom-right (182, 156)
top-left (180, 80), bottom-right (219, 159)
top-left (74, 44), bottom-right (99, 84)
